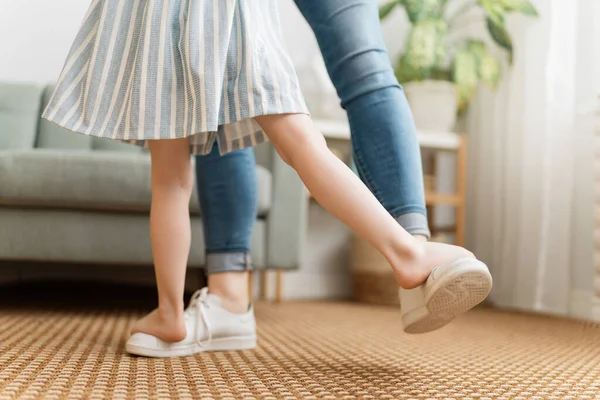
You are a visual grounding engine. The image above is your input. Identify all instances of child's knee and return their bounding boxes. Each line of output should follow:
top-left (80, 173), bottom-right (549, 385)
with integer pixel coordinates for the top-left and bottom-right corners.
top-left (285, 129), bottom-right (328, 165)
top-left (152, 163), bottom-right (194, 195)
top-left (149, 140), bottom-right (194, 193)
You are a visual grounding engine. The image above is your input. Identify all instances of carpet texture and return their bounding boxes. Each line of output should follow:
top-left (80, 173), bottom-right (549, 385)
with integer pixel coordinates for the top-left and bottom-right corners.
top-left (1, 283), bottom-right (599, 399)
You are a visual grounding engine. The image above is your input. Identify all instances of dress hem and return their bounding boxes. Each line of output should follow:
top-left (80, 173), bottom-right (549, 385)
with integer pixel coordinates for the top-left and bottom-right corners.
top-left (41, 108), bottom-right (310, 156)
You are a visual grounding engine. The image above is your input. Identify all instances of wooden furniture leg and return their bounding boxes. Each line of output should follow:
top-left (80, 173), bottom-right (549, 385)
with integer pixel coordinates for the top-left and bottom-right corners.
top-left (455, 135), bottom-right (468, 247)
top-left (259, 270), bottom-right (268, 301)
top-left (275, 270), bottom-right (283, 303)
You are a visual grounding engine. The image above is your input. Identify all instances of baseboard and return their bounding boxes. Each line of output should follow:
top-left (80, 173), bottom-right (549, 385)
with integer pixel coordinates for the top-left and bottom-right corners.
top-left (0, 265), bottom-right (20, 284)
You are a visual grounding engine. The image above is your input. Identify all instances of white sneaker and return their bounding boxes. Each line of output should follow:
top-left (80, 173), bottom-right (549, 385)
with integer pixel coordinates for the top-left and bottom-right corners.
top-left (126, 288), bottom-right (256, 357)
top-left (399, 258), bottom-right (493, 334)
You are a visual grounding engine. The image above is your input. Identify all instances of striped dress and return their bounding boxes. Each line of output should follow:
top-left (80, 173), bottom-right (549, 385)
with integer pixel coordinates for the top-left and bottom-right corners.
top-left (43, 0), bottom-right (308, 155)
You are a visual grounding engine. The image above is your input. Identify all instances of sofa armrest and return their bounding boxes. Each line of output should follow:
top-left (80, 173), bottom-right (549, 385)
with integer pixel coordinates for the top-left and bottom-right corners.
top-left (0, 82), bottom-right (44, 150)
top-left (265, 151), bottom-right (308, 270)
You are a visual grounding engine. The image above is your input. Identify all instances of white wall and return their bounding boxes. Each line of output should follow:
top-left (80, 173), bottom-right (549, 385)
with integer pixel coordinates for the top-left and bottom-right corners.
top-left (570, 0), bottom-right (600, 296)
top-left (0, 0), bottom-right (407, 83)
top-left (0, 1), bottom-right (312, 82)
top-left (0, 1), bottom-right (88, 82)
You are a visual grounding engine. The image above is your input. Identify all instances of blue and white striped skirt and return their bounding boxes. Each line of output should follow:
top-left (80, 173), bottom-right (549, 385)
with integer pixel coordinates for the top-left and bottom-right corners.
top-left (43, 0), bottom-right (308, 155)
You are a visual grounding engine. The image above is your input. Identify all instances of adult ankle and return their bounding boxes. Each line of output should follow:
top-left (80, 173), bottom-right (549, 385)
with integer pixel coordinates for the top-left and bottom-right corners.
top-left (210, 290), bottom-right (249, 314)
top-left (208, 272), bottom-right (250, 313)
top-left (210, 288), bottom-right (248, 305)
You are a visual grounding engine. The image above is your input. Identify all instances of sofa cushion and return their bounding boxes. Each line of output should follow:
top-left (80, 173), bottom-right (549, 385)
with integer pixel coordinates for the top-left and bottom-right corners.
top-left (37, 85), bottom-right (93, 150)
top-left (0, 150), bottom-right (272, 217)
top-left (0, 208), bottom-right (267, 268)
top-left (0, 83), bottom-right (44, 150)
top-left (91, 136), bottom-right (145, 153)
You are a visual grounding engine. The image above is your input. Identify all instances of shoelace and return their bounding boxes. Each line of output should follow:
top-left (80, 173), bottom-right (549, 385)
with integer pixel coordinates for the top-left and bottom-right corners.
top-left (185, 288), bottom-right (212, 348)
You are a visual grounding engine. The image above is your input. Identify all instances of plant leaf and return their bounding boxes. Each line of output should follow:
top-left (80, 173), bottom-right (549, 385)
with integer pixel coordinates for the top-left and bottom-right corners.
top-left (467, 40), bottom-right (487, 60)
top-left (395, 54), bottom-right (419, 83)
top-left (453, 47), bottom-right (479, 112)
top-left (396, 19), bottom-right (448, 82)
top-left (478, 0), bottom-right (505, 26)
top-left (400, 0), bottom-right (446, 24)
top-left (501, 0), bottom-right (539, 16)
top-left (486, 18), bottom-right (513, 64)
top-left (480, 53), bottom-right (501, 89)
top-left (466, 40), bottom-right (501, 90)
top-left (379, 0), bottom-right (400, 20)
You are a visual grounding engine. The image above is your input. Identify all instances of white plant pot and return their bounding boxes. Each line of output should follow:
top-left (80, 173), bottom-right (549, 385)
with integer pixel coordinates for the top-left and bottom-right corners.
top-left (403, 80), bottom-right (458, 132)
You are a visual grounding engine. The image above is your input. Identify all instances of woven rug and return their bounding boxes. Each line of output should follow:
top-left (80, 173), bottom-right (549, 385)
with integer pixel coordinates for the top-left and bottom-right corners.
top-left (1, 283), bottom-right (599, 399)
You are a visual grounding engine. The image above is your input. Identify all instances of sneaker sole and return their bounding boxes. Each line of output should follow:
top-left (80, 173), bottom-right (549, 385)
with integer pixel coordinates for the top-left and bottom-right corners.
top-left (402, 259), bottom-right (492, 334)
top-left (126, 336), bottom-right (257, 358)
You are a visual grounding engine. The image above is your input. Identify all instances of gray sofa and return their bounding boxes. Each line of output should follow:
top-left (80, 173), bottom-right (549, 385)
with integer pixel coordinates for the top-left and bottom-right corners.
top-left (0, 82), bottom-right (307, 285)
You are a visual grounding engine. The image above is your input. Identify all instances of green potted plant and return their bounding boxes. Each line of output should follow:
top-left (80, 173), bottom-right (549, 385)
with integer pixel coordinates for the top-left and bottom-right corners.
top-left (379, 0), bottom-right (538, 131)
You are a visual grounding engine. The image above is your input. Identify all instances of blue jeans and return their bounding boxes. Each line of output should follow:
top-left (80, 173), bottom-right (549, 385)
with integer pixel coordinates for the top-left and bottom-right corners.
top-left (195, 143), bottom-right (257, 275)
top-left (196, 0), bottom-right (429, 275)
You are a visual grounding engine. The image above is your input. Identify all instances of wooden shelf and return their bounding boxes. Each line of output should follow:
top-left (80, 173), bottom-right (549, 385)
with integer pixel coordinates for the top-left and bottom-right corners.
top-left (314, 119), bottom-right (461, 150)
top-left (312, 118), bottom-right (467, 247)
top-left (418, 130), bottom-right (461, 150)
top-left (425, 192), bottom-right (461, 206)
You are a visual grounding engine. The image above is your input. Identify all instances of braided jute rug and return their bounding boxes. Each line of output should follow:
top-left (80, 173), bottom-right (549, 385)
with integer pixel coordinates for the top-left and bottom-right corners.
top-left (1, 282), bottom-right (599, 399)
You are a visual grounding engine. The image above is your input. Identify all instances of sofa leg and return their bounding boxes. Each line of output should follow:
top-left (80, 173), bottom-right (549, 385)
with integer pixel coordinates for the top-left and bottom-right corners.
top-left (259, 270), bottom-right (268, 301)
top-left (275, 270), bottom-right (283, 303)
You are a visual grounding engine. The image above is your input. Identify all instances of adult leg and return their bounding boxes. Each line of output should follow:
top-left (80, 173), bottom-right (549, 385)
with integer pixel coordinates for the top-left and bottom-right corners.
top-left (294, 0), bottom-right (429, 237)
top-left (195, 143), bottom-right (257, 313)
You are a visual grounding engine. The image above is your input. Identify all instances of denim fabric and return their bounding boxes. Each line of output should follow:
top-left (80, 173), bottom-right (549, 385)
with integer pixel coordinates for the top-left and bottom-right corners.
top-left (294, 0), bottom-right (429, 237)
top-left (195, 0), bottom-right (430, 275)
top-left (195, 143), bottom-right (257, 275)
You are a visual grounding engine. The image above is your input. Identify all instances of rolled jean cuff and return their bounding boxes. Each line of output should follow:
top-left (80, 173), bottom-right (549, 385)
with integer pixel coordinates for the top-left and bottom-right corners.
top-left (205, 252), bottom-right (252, 276)
top-left (395, 212), bottom-right (431, 238)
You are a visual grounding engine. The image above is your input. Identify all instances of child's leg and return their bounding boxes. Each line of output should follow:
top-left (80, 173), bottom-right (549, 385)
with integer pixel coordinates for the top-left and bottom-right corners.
top-left (255, 114), bottom-right (473, 289)
top-left (131, 138), bottom-right (193, 342)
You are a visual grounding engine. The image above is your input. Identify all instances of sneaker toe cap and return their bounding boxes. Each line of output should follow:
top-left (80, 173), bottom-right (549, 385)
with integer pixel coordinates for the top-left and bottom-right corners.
top-left (127, 332), bottom-right (160, 348)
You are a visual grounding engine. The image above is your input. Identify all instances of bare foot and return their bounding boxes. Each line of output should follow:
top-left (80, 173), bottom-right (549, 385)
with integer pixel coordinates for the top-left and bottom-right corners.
top-left (391, 241), bottom-right (475, 290)
top-left (130, 308), bottom-right (187, 343)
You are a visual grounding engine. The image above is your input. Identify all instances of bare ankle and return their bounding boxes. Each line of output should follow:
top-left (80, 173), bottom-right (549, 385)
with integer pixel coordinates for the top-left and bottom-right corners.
top-left (157, 301), bottom-right (184, 319)
top-left (384, 240), bottom-right (427, 289)
top-left (393, 239), bottom-right (425, 264)
top-left (208, 272), bottom-right (250, 313)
